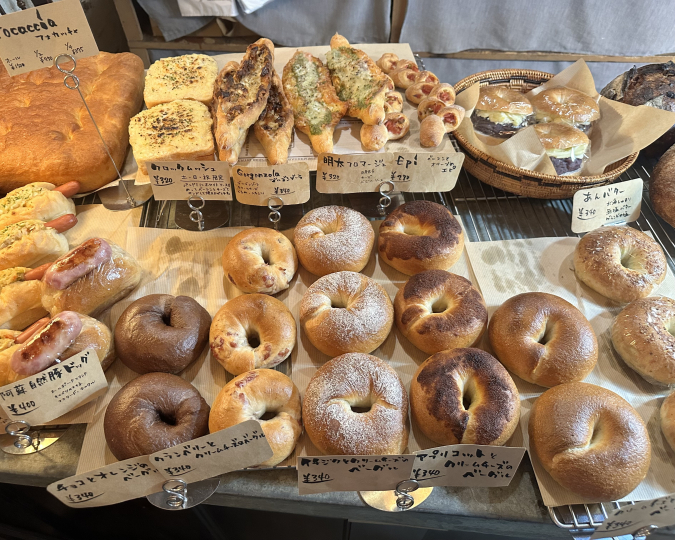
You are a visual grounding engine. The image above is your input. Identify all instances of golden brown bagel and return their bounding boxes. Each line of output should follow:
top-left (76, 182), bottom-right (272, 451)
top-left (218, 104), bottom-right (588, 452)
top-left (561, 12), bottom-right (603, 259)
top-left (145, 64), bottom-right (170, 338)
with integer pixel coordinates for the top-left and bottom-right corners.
top-left (209, 369), bottom-right (302, 467)
top-left (410, 348), bottom-right (520, 446)
top-left (661, 391), bottom-right (675, 452)
top-left (531, 86), bottom-right (600, 129)
top-left (303, 353), bottom-right (408, 455)
top-left (488, 292), bottom-right (598, 387)
top-left (529, 382), bottom-right (651, 501)
top-left (573, 226), bottom-right (667, 303)
top-left (394, 270), bottom-right (487, 355)
top-left (476, 86), bottom-right (533, 115)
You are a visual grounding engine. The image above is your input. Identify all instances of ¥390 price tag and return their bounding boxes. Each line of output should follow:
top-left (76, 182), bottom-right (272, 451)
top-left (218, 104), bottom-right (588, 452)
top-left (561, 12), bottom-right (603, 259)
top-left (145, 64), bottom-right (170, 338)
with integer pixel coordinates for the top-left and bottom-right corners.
top-left (147, 160), bottom-right (232, 201)
top-left (591, 493), bottom-right (675, 539)
top-left (412, 444), bottom-right (526, 488)
top-left (297, 454), bottom-right (415, 494)
top-left (571, 178), bottom-right (643, 234)
top-left (232, 162), bottom-right (310, 205)
top-left (0, 0), bottom-right (99, 76)
top-left (0, 349), bottom-right (107, 425)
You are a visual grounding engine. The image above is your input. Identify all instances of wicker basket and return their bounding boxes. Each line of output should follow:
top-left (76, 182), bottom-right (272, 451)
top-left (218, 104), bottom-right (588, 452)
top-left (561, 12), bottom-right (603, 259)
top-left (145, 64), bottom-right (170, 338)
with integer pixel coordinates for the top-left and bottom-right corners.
top-left (453, 69), bottom-right (638, 199)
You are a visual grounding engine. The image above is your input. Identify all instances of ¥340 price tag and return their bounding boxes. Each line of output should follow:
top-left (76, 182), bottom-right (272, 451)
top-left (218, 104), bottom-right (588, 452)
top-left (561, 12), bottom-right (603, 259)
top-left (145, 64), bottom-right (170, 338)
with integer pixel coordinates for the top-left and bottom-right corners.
top-left (571, 178), bottom-right (643, 234)
top-left (413, 444), bottom-right (526, 488)
top-left (147, 161), bottom-right (232, 201)
top-left (232, 162), bottom-right (310, 205)
top-left (591, 493), bottom-right (675, 539)
top-left (297, 454), bottom-right (415, 494)
top-left (0, 349), bottom-right (107, 426)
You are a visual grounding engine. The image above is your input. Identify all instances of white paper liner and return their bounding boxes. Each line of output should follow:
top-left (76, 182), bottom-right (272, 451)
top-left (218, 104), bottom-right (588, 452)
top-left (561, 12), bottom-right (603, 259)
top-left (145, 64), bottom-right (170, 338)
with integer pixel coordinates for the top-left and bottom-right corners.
top-left (464, 236), bottom-right (675, 506)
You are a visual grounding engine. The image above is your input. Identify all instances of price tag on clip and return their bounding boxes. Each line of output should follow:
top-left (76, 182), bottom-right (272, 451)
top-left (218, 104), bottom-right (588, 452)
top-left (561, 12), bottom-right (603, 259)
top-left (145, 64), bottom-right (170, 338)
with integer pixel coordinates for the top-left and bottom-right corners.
top-left (590, 493), bottom-right (675, 539)
top-left (232, 162), bottom-right (310, 206)
top-left (147, 160), bottom-right (232, 201)
top-left (571, 178), bottom-right (643, 234)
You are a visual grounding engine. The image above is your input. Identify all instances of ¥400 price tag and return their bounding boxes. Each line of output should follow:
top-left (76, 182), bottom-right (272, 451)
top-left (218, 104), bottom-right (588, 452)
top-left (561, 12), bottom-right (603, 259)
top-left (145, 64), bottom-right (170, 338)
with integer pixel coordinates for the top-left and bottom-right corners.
top-left (297, 454), bottom-right (415, 494)
top-left (571, 178), bottom-right (643, 234)
top-left (413, 444), bottom-right (526, 488)
top-left (232, 162), bottom-right (310, 206)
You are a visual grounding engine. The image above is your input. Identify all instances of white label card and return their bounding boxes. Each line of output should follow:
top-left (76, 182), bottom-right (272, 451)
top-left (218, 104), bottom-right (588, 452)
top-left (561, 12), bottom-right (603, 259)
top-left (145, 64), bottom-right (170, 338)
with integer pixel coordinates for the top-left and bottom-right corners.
top-left (232, 162), bottom-right (310, 205)
top-left (0, 349), bottom-right (107, 426)
top-left (412, 445), bottom-right (526, 488)
top-left (297, 454), bottom-right (416, 495)
top-left (0, 0), bottom-right (99, 76)
top-left (47, 455), bottom-right (165, 508)
top-left (389, 152), bottom-right (463, 193)
top-left (590, 493), bottom-right (675, 539)
top-left (147, 161), bottom-right (232, 201)
top-left (149, 420), bottom-right (272, 484)
top-left (571, 178), bottom-right (643, 234)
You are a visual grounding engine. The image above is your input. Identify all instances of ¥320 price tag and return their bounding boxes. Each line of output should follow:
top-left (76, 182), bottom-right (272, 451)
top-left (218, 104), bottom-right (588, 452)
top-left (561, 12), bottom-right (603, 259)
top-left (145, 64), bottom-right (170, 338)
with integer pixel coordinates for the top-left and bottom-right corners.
top-left (232, 162), bottom-right (310, 205)
top-left (0, 349), bottom-right (107, 425)
top-left (149, 420), bottom-right (272, 484)
top-left (297, 454), bottom-right (415, 494)
top-left (0, 0), bottom-right (99, 76)
top-left (591, 493), bottom-right (675, 539)
top-left (412, 444), bottom-right (526, 488)
top-left (571, 178), bottom-right (643, 234)
top-left (147, 161), bottom-right (232, 201)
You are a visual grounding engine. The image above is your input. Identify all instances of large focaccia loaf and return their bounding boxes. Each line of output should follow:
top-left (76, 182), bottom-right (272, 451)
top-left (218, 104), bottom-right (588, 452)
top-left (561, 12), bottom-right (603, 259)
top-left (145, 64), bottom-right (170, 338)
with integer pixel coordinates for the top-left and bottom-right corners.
top-left (0, 52), bottom-right (144, 194)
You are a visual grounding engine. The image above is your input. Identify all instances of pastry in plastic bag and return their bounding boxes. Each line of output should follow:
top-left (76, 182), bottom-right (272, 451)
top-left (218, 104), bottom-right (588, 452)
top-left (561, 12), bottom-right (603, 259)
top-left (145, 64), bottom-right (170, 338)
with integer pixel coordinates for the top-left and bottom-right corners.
top-left (531, 86), bottom-right (599, 132)
top-left (534, 123), bottom-right (589, 176)
top-left (471, 86), bottom-right (533, 138)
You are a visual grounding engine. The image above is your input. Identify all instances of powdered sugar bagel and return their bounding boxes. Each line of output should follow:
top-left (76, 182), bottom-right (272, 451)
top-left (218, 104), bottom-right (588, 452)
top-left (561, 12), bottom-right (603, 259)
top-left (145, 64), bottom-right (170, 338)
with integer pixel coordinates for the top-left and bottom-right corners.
top-left (293, 206), bottom-right (374, 277)
top-left (300, 271), bottom-right (393, 357)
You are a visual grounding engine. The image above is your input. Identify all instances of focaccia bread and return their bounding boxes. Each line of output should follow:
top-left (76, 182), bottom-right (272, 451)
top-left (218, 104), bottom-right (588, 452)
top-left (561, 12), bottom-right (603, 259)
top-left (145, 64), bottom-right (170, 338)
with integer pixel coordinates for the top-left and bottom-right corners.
top-left (325, 33), bottom-right (388, 125)
top-left (212, 39), bottom-right (274, 164)
top-left (0, 52), bottom-right (144, 194)
top-left (282, 51), bottom-right (347, 154)
top-left (129, 100), bottom-right (215, 175)
top-left (254, 69), bottom-right (294, 164)
top-left (144, 54), bottom-right (219, 108)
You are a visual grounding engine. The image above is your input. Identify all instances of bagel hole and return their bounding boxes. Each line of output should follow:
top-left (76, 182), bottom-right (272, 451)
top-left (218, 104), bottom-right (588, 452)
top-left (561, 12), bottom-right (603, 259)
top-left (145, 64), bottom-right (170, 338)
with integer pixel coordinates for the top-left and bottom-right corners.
top-left (402, 223), bottom-right (424, 236)
top-left (246, 330), bottom-right (261, 349)
top-left (319, 222), bottom-right (338, 235)
top-left (260, 246), bottom-right (271, 265)
top-left (330, 296), bottom-right (347, 309)
top-left (461, 379), bottom-right (475, 411)
top-left (431, 298), bottom-right (448, 314)
top-left (537, 320), bottom-right (555, 346)
top-left (350, 405), bottom-right (372, 414)
top-left (589, 419), bottom-right (603, 447)
top-left (667, 318), bottom-right (675, 337)
top-left (620, 248), bottom-right (642, 271)
top-left (260, 411), bottom-right (277, 420)
top-left (158, 410), bottom-right (177, 426)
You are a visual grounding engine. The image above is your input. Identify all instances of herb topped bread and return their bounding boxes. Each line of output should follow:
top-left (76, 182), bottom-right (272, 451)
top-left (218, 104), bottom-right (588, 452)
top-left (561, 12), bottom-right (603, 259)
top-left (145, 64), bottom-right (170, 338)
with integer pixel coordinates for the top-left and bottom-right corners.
top-left (128, 100), bottom-right (215, 175)
top-left (144, 54), bottom-right (219, 109)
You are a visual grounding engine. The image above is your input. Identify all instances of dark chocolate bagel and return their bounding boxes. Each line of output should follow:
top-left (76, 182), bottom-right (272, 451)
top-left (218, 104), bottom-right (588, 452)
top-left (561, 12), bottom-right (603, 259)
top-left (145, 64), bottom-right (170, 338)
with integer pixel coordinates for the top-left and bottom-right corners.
top-left (104, 372), bottom-right (210, 460)
top-left (115, 294), bottom-right (211, 374)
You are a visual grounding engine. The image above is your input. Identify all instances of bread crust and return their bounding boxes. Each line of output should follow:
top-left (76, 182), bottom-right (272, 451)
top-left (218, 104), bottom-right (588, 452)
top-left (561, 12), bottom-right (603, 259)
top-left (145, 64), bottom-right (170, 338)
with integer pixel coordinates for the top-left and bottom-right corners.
top-left (253, 70), bottom-right (294, 165)
top-left (650, 143), bottom-right (675, 227)
top-left (0, 183), bottom-right (75, 228)
top-left (0, 221), bottom-right (69, 271)
top-left (531, 86), bottom-right (600, 125)
top-left (476, 86), bottom-right (533, 115)
top-left (661, 391), bottom-right (675, 452)
top-left (534, 123), bottom-right (589, 150)
top-left (144, 54), bottom-right (218, 108)
top-left (0, 52), bottom-right (144, 193)
top-left (0, 269), bottom-right (46, 330)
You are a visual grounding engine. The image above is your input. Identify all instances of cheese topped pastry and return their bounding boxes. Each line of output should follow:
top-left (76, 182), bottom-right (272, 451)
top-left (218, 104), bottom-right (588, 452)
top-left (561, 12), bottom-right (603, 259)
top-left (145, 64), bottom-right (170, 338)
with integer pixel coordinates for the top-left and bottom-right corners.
top-left (325, 33), bottom-right (388, 125)
top-left (144, 54), bottom-right (219, 108)
top-left (254, 69), bottom-right (294, 165)
top-left (128, 100), bottom-right (215, 175)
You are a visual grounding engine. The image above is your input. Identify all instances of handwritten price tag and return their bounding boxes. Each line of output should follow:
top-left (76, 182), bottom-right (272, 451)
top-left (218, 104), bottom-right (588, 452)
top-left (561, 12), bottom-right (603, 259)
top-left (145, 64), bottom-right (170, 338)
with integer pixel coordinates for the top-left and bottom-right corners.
top-left (232, 163), bottom-right (310, 206)
top-left (591, 494), bottom-right (675, 539)
top-left (571, 178), bottom-right (643, 234)
top-left (0, 0), bottom-right (99, 76)
top-left (0, 349), bottom-right (107, 425)
top-left (412, 445), bottom-right (526, 488)
top-left (316, 153), bottom-right (393, 193)
top-left (47, 455), bottom-right (165, 508)
top-left (149, 420), bottom-right (272, 484)
top-left (390, 152), bottom-right (463, 192)
top-left (147, 161), bottom-right (232, 201)
top-left (297, 454), bottom-right (415, 494)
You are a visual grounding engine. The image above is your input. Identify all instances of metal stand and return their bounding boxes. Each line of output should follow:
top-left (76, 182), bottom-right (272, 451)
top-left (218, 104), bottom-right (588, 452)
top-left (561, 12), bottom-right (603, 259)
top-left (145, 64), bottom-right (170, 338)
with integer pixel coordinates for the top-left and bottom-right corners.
top-left (146, 477), bottom-right (220, 510)
top-left (268, 196), bottom-right (284, 230)
top-left (377, 181), bottom-right (395, 216)
top-left (174, 196), bottom-right (229, 231)
top-left (359, 480), bottom-right (433, 512)
top-left (634, 525), bottom-right (658, 539)
top-left (53, 54), bottom-right (152, 211)
top-left (0, 421), bottom-right (68, 455)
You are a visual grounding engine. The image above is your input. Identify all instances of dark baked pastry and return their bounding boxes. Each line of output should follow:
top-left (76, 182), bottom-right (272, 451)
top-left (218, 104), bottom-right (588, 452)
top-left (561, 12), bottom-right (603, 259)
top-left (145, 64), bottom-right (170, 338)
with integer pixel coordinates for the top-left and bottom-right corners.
top-left (650, 143), bottom-right (675, 226)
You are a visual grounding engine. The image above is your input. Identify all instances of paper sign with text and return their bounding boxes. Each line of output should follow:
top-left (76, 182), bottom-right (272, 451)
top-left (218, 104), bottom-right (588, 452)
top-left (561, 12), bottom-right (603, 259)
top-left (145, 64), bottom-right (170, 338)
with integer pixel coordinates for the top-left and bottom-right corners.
top-left (590, 493), bottom-right (675, 539)
top-left (149, 420), bottom-right (272, 484)
top-left (147, 160), bottom-right (232, 201)
top-left (571, 178), bottom-right (643, 234)
top-left (412, 445), bottom-right (526, 488)
top-left (232, 162), bottom-right (310, 205)
top-left (47, 455), bottom-right (165, 508)
top-left (0, 0), bottom-right (99, 76)
top-left (0, 349), bottom-right (107, 426)
top-left (390, 152), bottom-right (463, 193)
top-left (316, 153), bottom-right (393, 193)
top-left (297, 454), bottom-right (416, 494)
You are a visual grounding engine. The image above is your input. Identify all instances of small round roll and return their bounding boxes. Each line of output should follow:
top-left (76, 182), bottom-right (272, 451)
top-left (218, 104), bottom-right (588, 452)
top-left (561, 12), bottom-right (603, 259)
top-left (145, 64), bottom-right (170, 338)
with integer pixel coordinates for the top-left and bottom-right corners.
top-left (489, 292), bottom-right (598, 387)
top-left (360, 123), bottom-right (388, 151)
top-left (574, 226), bottom-right (667, 303)
top-left (419, 115), bottom-right (445, 148)
top-left (222, 228), bottom-right (298, 295)
top-left (529, 382), bottom-right (651, 501)
top-left (411, 348), bottom-right (520, 446)
top-left (379, 200), bottom-right (464, 275)
top-left (209, 369), bottom-right (302, 467)
top-left (300, 271), bottom-right (393, 357)
top-left (377, 53), bottom-right (399, 74)
top-left (294, 206), bottom-right (374, 277)
top-left (611, 296), bottom-right (675, 385)
top-left (303, 353), bottom-right (408, 455)
top-left (661, 391), bottom-right (675, 452)
top-left (210, 294), bottom-right (296, 376)
top-left (394, 270), bottom-right (487, 355)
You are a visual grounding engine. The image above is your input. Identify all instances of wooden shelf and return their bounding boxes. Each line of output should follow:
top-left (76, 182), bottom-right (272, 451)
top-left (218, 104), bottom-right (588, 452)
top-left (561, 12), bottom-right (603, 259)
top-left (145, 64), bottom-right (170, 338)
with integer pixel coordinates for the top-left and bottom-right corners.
top-left (417, 49), bottom-right (675, 64)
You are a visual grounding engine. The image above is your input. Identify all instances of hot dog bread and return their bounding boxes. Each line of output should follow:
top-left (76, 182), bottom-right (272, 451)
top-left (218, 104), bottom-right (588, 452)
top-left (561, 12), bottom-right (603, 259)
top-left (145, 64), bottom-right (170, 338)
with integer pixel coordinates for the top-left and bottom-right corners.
top-left (0, 266), bottom-right (49, 330)
top-left (0, 312), bottom-right (115, 386)
top-left (0, 215), bottom-right (77, 271)
top-left (0, 182), bottom-right (78, 228)
top-left (41, 238), bottom-right (142, 318)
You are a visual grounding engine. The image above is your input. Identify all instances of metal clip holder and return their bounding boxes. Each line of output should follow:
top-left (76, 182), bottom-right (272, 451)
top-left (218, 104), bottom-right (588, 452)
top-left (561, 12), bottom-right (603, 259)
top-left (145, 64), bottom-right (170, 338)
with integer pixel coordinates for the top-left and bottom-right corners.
top-left (173, 196), bottom-right (230, 231)
top-left (188, 196), bottom-right (206, 231)
top-left (359, 479), bottom-right (433, 512)
top-left (1, 421), bottom-right (68, 455)
top-left (377, 181), bottom-right (395, 216)
top-left (268, 196), bottom-right (284, 230)
top-left (146, 477), bottom-right (221, 511)
top-left (53, 54), bottom-right (152, 210)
